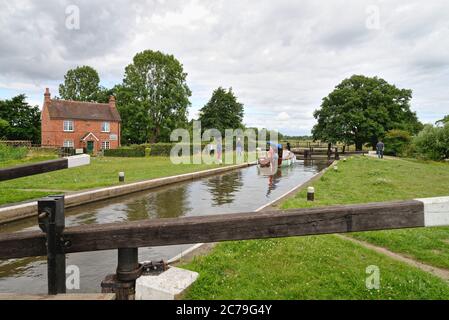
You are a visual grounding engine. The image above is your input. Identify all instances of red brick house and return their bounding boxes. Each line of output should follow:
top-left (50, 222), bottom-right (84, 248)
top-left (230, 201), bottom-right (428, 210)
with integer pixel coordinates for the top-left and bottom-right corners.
top-left (41, 88), bottom-right (121, 153)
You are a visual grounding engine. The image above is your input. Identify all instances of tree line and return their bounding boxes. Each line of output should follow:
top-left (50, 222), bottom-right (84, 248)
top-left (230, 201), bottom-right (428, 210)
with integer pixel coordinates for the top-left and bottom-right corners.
top-left (312, 74), bottom-right (449, 160)
top-left (0, 50), bottom-right (246, 145)
top-left (1, 52), bottom-right (447, 157)
top-left (58, 50), bottom-right (245, 144)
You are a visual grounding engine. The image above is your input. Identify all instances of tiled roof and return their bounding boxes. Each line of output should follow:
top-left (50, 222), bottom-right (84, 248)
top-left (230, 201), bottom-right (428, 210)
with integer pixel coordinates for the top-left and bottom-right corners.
top-left (47, 99), bottom-right (121, 122)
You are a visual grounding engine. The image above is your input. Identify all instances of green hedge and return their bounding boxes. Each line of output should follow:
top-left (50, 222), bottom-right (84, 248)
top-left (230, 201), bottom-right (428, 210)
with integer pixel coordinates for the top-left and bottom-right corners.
top-left (149, 143), bottom-right (175, 156)
top-left (105, 142), bottom-right (241, 158)
top-left (104, 145), bottom-right (145, 157)
top-left (149, 143), bottom-right (211, 156)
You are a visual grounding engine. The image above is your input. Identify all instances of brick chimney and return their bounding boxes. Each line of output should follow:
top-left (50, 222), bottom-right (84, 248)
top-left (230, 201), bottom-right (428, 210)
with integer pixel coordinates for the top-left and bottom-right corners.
top-left (109, 95), bottom-right (116, 108)
top-left (44, 88), bottom-right (51, 104)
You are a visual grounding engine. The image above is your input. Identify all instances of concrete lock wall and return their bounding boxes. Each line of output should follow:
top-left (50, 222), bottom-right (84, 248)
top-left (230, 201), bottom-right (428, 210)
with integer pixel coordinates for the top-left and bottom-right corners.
top-left (0, 161), bottom-right (255, 224)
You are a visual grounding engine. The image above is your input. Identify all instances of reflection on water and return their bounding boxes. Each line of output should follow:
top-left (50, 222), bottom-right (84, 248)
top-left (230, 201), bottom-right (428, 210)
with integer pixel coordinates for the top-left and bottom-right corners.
top-left (0, 160), bottom-right (328, 294)
top-left (205, 171), bottom-right (244, 206)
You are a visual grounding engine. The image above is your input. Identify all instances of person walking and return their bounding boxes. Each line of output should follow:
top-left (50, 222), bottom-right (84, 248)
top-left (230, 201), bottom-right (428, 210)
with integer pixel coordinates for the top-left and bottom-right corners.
top-left (376, 140), bottom-right (385, 159)
top-left (216, 139), bottom-right (223, 164)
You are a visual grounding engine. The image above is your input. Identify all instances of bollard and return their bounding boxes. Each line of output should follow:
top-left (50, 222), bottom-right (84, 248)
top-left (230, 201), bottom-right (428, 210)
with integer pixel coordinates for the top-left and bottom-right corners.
top-left (38, 195), bottom-right (66, 295)
top-left (307, 187), bottom-right (315, 201)
top-left (119, 172), bottom-right (125, 183)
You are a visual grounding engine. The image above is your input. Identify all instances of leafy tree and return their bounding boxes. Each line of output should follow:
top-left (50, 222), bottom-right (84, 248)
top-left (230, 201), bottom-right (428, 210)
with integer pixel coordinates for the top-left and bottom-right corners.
top-left (414, 123), bottom-right (449, 160)
top-left (436, 115), bottom-right (449, 126)
top-left (199, 87), bottom-right (244, 135)
top-left (95, 86), bottom-right (115, 103)
top-left (0, 95), bottom-right (41, 143)
top-left (59, 65), bottom-right (101, 101)
top-left (383, 129), bottom-right (411, 156)
top-left (312, 75), bottom-right (422, 150)
top-left (0, 119), bottom-right (9, 139)
top-left (120, 50), bottom-right (191, 143)
top-left (114, 85), bottom-right (150, 145)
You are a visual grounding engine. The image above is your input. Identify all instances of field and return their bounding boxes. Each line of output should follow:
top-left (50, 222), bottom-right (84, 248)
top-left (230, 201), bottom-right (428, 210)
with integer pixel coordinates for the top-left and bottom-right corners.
top-left (0, 155), bottom-right (225, 205)
top-left (181, 156), bottom-right (449, 299)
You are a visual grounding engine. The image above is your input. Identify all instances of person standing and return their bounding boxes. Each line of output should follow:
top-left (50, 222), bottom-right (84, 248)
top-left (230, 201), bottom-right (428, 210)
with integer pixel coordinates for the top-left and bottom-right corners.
top-left (376, 140), bottom-right (385, 159)
top-left (236, 137), bottom-right (243, 158)
top-left (216, 139), bottom-right (223, 164)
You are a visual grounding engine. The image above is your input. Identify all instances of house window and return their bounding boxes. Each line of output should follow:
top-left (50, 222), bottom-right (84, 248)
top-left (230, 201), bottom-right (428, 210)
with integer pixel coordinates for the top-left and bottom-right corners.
top-left (101, 122), bottom-right (110, 132)
top-left (63, 120), bottom-right (74, 132)
top-left (101, 141), bottom-right (110, 150)
top-left (63, 140), bottom-right (74, 148)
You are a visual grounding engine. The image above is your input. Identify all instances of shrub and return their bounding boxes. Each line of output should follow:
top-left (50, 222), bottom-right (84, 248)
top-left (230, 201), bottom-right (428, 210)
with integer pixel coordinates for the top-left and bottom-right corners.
top-left (149, 143), bottom-right (209, 156)
top-left (103, 145), bottom-right (145, 157)
top-left (383, 129), bottom-right (412, 156)
top-left (0, 143), bottom-right (28, 161)
top-left (414, 123), bottom-right (449, 160)
top-left (149, 143), bottom-right (174, 156)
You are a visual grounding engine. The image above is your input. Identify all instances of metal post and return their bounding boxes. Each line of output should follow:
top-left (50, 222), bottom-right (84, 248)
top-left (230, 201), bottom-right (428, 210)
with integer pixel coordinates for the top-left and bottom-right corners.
top-left (101, 248), bottom-right (142, 300)
top-left (117, 248), bottom-right (139, 281)
top-left (38, 195), bottom-right (66, 295)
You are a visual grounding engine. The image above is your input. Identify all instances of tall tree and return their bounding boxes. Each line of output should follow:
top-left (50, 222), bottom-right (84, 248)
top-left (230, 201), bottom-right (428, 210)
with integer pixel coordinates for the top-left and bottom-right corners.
top-left (198, 87), bottom-right (244, 134)
top-left (312, 75), bottom-right (422, 150)
top-left (59, 65), bottom-right (101, 101)
top-left (120, 50), bottom-right (191, 143)
top-left (114, 84), bottom-right (150, 145)
top-left (0, 119), bottom-right (9, 139)
top-left (436, 115), bottom-right (449, 126)
top-left (0, 95), bottom-right (41, 143)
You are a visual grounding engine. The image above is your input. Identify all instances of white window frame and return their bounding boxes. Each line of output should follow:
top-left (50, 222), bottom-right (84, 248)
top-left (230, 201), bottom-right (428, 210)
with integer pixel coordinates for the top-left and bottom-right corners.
top-left (63, 140), bottom-right (74, 148)
top-left (101, 141), bottom-right (110, 150)
top-left (63, 120), bottom-right (74, 132)
top-left (101, 122), bottom-right (110, 133)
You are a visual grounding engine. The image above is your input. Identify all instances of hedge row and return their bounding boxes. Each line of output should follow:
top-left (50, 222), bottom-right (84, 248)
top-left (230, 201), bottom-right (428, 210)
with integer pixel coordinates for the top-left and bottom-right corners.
top-left (104, 142), bottom-right (248, 157)
top-left (149, 143), bottom-right (210, 156)
top-left (104, 145), bottom-right (146, 157)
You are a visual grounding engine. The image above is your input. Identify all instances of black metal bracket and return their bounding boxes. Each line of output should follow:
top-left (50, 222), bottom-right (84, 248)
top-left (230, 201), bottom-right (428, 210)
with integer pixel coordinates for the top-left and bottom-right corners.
top-left (38, 195), bottom-right (66, 295)
top-left (142, 260), bottom-right (169, 276)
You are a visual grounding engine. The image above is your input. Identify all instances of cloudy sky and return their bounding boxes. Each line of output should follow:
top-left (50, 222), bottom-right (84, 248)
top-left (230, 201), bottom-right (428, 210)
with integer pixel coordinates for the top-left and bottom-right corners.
top-left (1, 0), bottom-right (448, 135)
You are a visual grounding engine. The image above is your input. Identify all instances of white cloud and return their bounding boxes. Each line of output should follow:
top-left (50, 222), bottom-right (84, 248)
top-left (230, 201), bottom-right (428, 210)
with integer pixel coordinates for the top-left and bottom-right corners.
top-left (1, 0), bottom-right (449, 135)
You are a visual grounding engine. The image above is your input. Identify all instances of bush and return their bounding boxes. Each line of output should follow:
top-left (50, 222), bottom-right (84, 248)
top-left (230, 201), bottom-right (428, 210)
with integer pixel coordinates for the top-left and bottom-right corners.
top-left (414, 124), bottom-right (449, 160)
top-left (149, 143), bottom-right (174, 156)
top-left (104, 145), bottom-right (145, 157)
top-left (383, 129), bottom-right (412, 156)
top-left (0, 143), bottom-right (28, 161)
top-left (149, 143), bottom-right (209, 156)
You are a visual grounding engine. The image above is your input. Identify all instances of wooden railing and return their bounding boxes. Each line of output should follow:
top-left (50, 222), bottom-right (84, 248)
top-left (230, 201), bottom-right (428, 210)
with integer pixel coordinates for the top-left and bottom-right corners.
top-left (1, 195), bottom-right (448, 299)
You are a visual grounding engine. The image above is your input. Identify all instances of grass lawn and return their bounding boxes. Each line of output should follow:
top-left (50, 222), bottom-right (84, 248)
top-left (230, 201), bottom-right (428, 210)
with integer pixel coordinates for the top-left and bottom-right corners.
top-left (181, 156), bottom-right (449, 299)
top-left (0, 156), bottom-right (222, 205)
top-left (182, 236), bottom-right (449, 299)
top-left (280, 156), bottom-right (449, 270)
